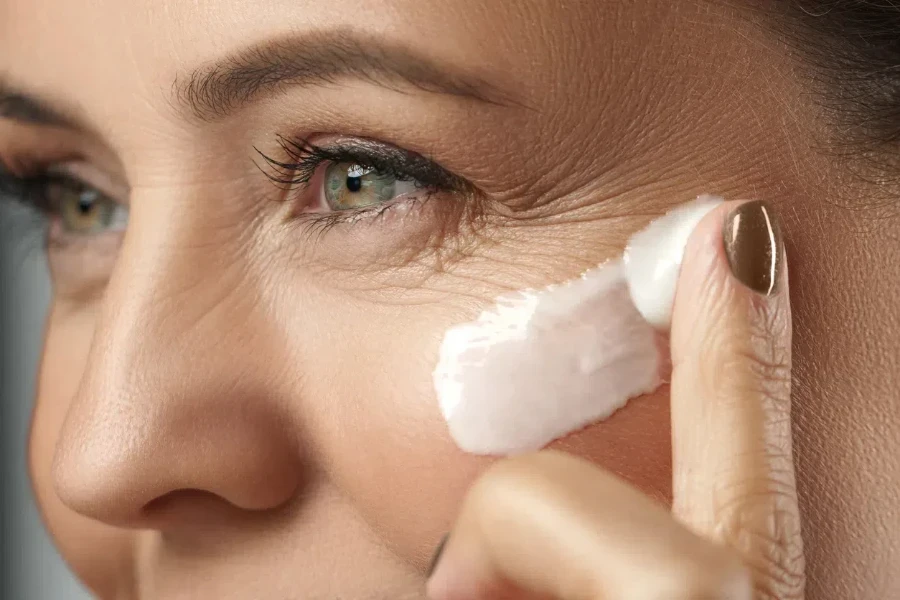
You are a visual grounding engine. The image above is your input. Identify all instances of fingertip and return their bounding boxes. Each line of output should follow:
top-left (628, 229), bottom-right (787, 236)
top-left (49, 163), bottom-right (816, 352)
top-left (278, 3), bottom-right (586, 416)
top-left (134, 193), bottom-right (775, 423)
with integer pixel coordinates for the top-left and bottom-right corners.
top-left (677, 199), bottom-right (787, 301)
top-left (425, 534), bottom-right (501, 600)
top-left (722, 200), bottom-right (785, 296)
top-left (424, 535), bottom-right (461, 600)
top-left (669, 199), bottom-right (759, 360)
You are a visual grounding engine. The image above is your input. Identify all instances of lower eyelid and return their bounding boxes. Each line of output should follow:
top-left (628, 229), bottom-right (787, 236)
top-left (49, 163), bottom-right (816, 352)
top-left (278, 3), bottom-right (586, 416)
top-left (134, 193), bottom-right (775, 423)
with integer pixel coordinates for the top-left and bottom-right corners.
top-left (393, 180), bottom-right (420, 196)
top-left (47, 229), bottom-right (124, 298)
top-left (47, 222), bottom-right (123, 254)
top-left (106, 204), bottom-right (130, 232)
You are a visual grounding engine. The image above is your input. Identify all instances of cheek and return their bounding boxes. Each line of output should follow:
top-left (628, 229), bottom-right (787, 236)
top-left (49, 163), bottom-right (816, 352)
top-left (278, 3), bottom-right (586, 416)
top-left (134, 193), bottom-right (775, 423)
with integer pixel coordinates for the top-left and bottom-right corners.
top-left (295, 301), bottom-right (493, 565)
top-left (550, 387), bottom-right (672, 504)
top-left (300, 296), bottom-right (671, 568)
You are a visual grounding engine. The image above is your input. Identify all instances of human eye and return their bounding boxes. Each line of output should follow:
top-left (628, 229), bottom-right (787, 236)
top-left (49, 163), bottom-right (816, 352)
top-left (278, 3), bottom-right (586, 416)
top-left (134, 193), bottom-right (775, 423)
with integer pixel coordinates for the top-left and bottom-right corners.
top-left (1, 157), bottom-right (128, 295)
top-left (0, 160), bottom-right (128, 241)
top-left (257, 136), bottom-right (475, 229)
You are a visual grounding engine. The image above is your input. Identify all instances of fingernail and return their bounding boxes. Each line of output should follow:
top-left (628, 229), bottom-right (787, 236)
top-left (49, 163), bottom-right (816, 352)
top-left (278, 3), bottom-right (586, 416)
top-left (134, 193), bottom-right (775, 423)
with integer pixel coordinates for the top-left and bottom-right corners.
top-left (427, 534), bottom-right (449, 578)
top-left (723, 200), bottom-right (783, 295)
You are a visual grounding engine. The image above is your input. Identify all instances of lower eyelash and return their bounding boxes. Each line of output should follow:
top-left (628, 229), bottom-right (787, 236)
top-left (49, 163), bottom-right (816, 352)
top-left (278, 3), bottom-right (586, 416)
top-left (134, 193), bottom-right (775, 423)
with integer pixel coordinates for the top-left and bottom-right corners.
top-left (292, 190), bottom-right (437, 241)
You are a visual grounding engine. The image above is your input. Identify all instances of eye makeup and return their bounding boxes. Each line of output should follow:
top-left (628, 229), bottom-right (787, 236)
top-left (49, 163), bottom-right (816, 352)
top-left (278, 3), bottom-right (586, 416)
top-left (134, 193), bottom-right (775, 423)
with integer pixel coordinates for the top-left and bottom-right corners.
top-left (433, 196), bottom-right (722, 455)
top-left (258, 136), bottom-right (475, 228)
top-left (259, 136), bottom-right (468, 194)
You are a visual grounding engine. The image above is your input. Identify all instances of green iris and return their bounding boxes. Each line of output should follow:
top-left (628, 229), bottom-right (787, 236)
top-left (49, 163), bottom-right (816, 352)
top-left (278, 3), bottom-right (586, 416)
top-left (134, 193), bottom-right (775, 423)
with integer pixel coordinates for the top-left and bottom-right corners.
top-left (52, 180), bottom-right (125, 235)
top-left (324, 163), bottom-right (398, 210)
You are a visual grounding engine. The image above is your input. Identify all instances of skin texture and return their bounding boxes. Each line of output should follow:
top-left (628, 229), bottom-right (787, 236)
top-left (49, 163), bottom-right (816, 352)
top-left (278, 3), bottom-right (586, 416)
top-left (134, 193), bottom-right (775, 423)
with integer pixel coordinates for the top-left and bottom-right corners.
top-left (0, 1), bottom-right (897, 598)
top-left (427, 201), bottom-right (802, 600)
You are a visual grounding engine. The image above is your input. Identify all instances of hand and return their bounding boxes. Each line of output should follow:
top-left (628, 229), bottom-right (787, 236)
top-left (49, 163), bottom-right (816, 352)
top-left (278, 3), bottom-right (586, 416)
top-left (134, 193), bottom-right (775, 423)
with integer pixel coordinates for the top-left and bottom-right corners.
top-left (426, 201), bottom-right (804, 600)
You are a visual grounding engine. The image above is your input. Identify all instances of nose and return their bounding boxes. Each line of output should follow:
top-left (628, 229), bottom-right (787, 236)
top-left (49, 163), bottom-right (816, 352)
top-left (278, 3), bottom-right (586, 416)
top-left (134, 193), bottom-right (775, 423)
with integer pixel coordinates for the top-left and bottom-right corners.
top-left (52, 206), bottom-right (302, 528)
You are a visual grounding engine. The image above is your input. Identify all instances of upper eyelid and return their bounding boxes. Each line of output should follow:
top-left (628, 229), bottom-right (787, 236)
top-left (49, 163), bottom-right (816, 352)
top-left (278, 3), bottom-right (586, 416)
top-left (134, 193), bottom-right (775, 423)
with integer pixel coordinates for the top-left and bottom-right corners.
top-left (47, 161), bottom-right (129, 203)
top-left (0, 151), bottom-right (127, 202)
top-left (254, 136), bottom-right (470, 192)
top-left (0, 167), bottom-right (123, 219)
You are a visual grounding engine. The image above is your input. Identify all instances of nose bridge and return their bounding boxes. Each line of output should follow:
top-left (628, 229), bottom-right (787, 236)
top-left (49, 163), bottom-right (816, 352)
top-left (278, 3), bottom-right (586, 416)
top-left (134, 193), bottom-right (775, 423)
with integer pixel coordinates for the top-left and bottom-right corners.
top-left (53, 201), bottom-right (301, 526)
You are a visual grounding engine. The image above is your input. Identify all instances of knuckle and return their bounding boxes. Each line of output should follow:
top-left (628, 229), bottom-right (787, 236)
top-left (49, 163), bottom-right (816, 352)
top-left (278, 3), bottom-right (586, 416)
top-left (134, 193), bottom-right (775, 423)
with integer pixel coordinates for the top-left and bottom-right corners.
top-left (714, 340), bottom-right (791, 409)
top-left (712, 488), bottom-right (805, 600)
top-left (689, 289), bottom-right (793, 413)
top-left (744, 304), bottom-right (792, 400)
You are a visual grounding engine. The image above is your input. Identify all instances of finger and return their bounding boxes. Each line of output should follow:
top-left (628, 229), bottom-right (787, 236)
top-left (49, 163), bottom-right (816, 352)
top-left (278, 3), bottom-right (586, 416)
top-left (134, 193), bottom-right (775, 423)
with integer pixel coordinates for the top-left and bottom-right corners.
top-left (426, 450), bottom-right (752, 600)
top-left (669, 200), bottom-right (804, 598)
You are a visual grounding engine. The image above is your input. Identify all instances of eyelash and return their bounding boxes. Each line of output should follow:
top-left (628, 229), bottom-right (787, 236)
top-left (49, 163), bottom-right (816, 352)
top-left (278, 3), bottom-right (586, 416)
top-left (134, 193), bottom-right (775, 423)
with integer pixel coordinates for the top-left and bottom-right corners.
top-left (0, 137), bottom-right (473, 234)
top-left (256, 136), bottom-right (472, 226)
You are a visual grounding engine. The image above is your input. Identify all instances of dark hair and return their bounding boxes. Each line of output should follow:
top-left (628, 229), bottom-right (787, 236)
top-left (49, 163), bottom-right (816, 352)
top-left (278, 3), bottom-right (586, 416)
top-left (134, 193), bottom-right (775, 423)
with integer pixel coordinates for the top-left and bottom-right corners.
top-left (780, 1), bottom-right (900, 155)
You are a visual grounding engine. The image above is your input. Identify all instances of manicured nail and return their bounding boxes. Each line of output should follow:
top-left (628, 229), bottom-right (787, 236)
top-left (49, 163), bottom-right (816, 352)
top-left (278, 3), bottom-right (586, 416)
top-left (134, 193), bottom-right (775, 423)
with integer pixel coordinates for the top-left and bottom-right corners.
top-left (723, 201), bottom-right (783, 295)
top-left (427, 534), bottom-right (449, 578)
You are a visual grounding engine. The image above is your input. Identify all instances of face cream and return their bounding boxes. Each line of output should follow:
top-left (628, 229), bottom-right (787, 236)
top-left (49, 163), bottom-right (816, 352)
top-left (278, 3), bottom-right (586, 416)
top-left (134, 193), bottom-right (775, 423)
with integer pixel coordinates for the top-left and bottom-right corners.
top-left (433, 196), bottom-right (722, 455)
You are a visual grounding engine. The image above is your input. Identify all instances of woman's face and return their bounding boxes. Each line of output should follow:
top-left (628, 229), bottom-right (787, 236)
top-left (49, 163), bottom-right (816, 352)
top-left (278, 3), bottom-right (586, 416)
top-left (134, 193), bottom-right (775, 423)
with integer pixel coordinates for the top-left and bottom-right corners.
top-left (4, 1), bottom-right (897, 598)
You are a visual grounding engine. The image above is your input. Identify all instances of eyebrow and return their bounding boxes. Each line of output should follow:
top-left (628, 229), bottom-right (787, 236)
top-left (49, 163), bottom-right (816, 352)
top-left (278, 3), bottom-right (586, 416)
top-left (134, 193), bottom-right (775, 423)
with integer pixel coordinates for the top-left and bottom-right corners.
top-left (0, 81), bottom-right (80, 129)
top-left (174, 30), bottom-right (518, 121)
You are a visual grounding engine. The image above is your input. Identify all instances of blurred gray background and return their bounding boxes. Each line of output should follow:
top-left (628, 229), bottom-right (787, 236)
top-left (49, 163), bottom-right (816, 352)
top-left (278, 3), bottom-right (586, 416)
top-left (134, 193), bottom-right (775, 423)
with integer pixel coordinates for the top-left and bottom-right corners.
top-left (1, 200), bottom-right (91, 599)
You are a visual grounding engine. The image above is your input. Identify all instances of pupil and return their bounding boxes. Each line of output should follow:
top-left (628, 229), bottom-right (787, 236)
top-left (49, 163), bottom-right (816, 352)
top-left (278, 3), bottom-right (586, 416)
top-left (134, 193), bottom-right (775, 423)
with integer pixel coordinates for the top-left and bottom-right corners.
top-left (77, 193), bottom-right (95, 215)
top-left (345, 176), bottom-right (363, 193)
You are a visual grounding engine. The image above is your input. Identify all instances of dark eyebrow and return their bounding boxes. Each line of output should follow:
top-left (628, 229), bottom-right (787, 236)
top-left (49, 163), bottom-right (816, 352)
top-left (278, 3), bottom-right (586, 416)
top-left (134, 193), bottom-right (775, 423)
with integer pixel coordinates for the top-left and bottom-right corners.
top-left (0, 80), bottom-right (80, 129)
top-left (174, 30), bottom-right (519, 121)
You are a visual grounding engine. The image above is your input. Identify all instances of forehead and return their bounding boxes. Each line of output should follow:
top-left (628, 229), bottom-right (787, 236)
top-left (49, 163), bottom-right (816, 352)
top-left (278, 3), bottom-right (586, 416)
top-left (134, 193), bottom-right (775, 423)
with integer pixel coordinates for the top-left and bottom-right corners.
top-left (0, 1), bottom-right (525, 114)
top-left (0, 1), bottom-right (678, 125)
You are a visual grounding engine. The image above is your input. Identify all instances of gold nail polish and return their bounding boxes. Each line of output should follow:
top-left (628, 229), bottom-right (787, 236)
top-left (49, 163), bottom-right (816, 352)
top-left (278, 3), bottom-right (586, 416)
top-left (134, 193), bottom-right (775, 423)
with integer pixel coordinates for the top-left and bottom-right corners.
top-left (723, 201), bottom-right (783, 295)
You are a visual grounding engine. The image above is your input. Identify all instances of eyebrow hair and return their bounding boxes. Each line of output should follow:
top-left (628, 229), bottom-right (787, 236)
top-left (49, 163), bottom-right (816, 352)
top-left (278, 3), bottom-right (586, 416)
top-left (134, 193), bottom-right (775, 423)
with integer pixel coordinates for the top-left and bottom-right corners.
top-left (174, 30), bottom-right (518, 121)
top-left (0, 80), bottom-right (80, 129)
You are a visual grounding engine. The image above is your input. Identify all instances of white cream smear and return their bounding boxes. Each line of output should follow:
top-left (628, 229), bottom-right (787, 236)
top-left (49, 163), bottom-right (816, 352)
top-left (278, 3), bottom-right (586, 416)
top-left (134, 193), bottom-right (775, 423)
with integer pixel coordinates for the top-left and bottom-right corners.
top-left (433, 196), bottom-right (723, 455)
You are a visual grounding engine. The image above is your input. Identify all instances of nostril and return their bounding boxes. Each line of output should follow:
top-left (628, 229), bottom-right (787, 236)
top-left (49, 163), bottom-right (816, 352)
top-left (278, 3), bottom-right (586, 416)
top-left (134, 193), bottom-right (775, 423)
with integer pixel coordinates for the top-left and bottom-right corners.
top-left (144, 489), bottom-right (219, 513)
top-left (53, 429), bottom-right (303, 530)
top-left (52, 357), bottom-right (304, 530)
top-left (142, 489), bottom-right (248, 532)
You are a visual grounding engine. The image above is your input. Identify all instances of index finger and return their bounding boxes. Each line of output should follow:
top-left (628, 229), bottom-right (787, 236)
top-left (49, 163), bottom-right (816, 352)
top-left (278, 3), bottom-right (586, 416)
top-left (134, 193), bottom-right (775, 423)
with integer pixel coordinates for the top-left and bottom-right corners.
top-left (669, 200), bottom-right (804, 598)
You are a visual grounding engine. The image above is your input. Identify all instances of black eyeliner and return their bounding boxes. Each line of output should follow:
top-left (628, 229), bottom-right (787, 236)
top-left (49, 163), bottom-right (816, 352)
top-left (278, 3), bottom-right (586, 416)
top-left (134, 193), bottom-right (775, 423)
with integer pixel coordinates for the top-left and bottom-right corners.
top-left (256, 136), bottom-right (471, 195)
